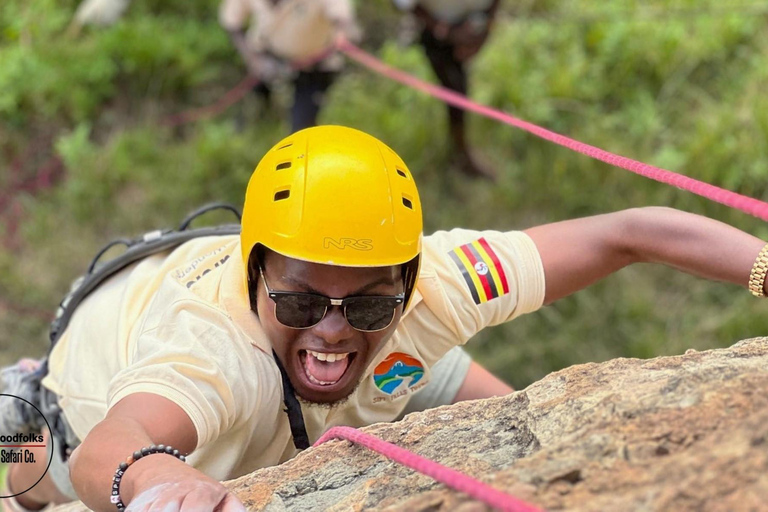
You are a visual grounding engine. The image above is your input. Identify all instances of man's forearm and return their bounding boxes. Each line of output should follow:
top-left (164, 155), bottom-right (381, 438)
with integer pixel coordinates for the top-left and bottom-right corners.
top-left (69, 392), bottom-right (200, 511)
top-left (69, 417), bottom-right (155, 511)
top-left (526, 207), bottom-right (767, 304)
top-left (624, 206), bottom-right (765, 289)
top-left (69, 392), bottom-right (235, 510)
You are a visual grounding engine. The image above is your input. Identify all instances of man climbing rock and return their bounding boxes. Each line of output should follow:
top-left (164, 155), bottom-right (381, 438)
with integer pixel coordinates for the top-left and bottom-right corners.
top-left (4, 126), bottom-right (768, 511)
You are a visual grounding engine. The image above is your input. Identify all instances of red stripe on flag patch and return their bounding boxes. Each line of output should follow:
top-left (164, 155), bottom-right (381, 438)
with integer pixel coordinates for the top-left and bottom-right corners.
top-left (477, 237), bottom-right (509, 294)
top-left (459, 244), bottom-right (494, 301)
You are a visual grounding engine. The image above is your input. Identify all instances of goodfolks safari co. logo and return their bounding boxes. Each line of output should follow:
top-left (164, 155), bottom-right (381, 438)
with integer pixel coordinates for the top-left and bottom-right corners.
top-left (373, 352), bottom-right (425, 400)
top-left (0, 394), bottom-right (52, 499)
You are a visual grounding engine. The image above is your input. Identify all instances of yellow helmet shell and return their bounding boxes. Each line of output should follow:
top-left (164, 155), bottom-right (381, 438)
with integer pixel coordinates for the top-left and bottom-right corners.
top-left (241, 126), bottom-right (423, 303)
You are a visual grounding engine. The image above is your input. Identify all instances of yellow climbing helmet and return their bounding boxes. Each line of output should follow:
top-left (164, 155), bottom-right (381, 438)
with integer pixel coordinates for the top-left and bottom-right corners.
top-left (241, 125), bottom-right (423, 307)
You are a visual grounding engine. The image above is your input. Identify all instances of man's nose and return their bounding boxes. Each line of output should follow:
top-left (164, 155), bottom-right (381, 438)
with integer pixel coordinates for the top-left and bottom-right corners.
top-left (311, 306), bottom-right (354, 344)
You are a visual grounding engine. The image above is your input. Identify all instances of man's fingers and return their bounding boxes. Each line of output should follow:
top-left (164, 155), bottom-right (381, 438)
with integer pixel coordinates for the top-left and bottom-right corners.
top-left (126, 483), bottom-right (175, 512)
top-left (147, 496), bottom-right (184, 512)
top-left (144, 486), bottom-right (185, 512)
top-left (126, 482), bottom-right (236, 512)
top-left (178, 487), bottom-right (240, 512)
top-left (218, 493), bottom-right (248, 512)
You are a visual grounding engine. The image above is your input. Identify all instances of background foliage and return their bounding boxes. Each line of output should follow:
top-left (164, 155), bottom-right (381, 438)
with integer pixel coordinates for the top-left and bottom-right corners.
top-left (2, 0), bottom-right (768, 390)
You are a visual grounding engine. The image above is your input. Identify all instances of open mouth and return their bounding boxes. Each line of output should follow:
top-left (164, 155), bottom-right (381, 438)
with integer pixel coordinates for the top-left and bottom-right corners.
top-left (298, 349), bottom-right (357, 389)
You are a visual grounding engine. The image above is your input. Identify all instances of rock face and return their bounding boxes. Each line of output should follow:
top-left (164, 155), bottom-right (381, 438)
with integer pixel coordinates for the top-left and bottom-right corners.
top-left (56, 338), bottom-right (768, 511)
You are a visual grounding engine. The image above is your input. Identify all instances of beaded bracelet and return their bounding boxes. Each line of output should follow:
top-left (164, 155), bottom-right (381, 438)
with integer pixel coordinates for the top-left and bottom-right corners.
top-left (110, 444), bottom-right (187, 510)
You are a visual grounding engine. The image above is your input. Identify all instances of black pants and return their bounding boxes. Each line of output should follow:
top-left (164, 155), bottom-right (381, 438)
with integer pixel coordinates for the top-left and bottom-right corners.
top-left (254, 70), bottom-right (337, 134)
top-left (420, 29), bottom-right (468, 150)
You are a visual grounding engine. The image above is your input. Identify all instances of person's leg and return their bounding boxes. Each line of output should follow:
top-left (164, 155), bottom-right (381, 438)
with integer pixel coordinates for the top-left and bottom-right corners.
top-left (290, 70), bottom-right (337, 133)
top-left (420, 30), bottom-right (495, 180)
top-left (421, 29), bottom-right (468, 148)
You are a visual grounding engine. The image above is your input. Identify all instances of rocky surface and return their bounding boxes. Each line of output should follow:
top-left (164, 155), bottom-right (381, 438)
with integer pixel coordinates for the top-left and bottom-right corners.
top-left (56, 337), bottom-right (768, 511)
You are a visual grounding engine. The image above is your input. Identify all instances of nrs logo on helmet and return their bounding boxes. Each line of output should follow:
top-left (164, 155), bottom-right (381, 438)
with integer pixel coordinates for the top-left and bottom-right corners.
top-left (323, 238), bottom-right (373, 251)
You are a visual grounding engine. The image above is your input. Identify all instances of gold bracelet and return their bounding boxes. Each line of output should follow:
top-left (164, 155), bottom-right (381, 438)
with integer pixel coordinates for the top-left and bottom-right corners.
top-left (748, 243), bottom-right (768, 297)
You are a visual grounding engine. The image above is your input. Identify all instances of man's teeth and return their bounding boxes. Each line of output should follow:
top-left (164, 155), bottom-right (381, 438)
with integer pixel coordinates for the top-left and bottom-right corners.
top-left (307, 350), bottom-right (349, 362)
top-left (308, 374), bottom-right (335, 386)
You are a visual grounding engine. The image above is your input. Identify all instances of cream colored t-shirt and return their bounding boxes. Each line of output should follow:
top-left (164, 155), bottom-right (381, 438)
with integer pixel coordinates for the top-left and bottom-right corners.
top-left (219, 0), bottom-right (354, 67)
top-left (42, 228), bottom-right (544, 481)
top-left (393, 0), bottom-right (494, 24)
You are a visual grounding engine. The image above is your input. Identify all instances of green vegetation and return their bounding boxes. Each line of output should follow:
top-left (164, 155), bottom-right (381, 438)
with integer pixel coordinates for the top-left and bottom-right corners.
top-left (2, 0), bottom-right (768, 390)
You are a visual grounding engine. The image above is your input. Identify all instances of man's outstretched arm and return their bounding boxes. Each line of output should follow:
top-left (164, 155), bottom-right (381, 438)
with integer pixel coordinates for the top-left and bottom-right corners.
top-left (452, 360), bottom-right (513, 403)
top-left (69, 393), bottom-right (244, 511)
top-left (524, 206), bottom-right (767, 305)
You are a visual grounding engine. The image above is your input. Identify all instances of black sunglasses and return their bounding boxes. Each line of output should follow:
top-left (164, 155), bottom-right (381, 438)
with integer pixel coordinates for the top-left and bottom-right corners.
top-left (259, 267), bottom-right (404, 332)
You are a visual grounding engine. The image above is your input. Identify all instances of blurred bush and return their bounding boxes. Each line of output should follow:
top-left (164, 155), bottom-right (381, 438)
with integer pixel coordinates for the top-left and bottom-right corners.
top-left (1, 0), bottom-right (767, 389)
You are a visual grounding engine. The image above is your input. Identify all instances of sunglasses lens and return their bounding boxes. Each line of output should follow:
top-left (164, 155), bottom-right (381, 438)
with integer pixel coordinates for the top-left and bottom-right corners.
top-left (274, 294), bottom-right (327, 328)
top-left (345, 298), bottom-right (400, 331)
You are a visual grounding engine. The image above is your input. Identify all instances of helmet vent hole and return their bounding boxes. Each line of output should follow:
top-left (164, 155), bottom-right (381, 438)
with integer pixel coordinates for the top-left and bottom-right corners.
top-left (402, 197), bottom-right (413, 209)
top-left (276, 161), bottom-right (291, 171)
top-left (396, 168), bottom-right (407, 178)
top-left (274, 189), bottom-right (291, 201)
top-left (278, 143), bottom-right (293, 150)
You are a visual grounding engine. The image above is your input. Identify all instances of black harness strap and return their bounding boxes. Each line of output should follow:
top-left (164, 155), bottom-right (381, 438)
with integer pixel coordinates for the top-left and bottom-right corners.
top-left (49, 223), bottom-right (242, 350)
top-left (38, 207), bottom-right (243, 462)
top-left (272, 350), bottom-right (310, 450)
top-left (41, 204), bottom-right (290, 449)
top-left (41, 202), bottom-right (312, 453)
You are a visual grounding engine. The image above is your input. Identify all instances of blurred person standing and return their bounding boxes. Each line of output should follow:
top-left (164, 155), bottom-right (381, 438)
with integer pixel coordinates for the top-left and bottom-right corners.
top-left (219, 0), bottom-right (360, 133)
top-left (393, 0), bottom-right (501, 180)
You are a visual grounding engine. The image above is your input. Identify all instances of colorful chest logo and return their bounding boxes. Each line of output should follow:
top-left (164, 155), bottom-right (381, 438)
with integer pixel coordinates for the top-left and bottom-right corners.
top-left (373, 352), bottom-right (425, 395)
top-left (449, 237), bottom-right (509, 305)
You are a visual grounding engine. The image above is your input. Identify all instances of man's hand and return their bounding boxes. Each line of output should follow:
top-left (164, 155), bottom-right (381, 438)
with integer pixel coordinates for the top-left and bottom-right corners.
top-left (123, 458), bottom-right (245, 512)
top-left (227, 30), bottom-right (282, 82)
top-left (247, 53), bottom-right (289, 82)
top-left (69, 393), bottom-right (217, 511)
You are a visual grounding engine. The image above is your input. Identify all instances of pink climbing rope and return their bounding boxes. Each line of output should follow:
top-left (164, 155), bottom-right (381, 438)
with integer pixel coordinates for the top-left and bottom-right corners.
top-left (161, 75), bottom-right (261, 127)
top-left (161, 47), bottom-right (335, 127)
top-left (314, 426), bottom-right (542, 512)
top-left (336, 37), bottom-right (768, 223)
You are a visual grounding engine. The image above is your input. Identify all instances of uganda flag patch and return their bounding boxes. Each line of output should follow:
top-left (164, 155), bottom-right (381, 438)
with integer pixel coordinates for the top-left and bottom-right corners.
top-left (449, 238), bottom-right (510, 305)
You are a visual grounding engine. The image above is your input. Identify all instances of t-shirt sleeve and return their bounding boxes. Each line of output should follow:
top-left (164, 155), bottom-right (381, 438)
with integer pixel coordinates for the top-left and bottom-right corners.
top-left (219, 0), bottom-right (252, 31)
top-left (107, 300), bottom-right (268, 451)
top-left (413, 229), bottom-right (546, 350)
